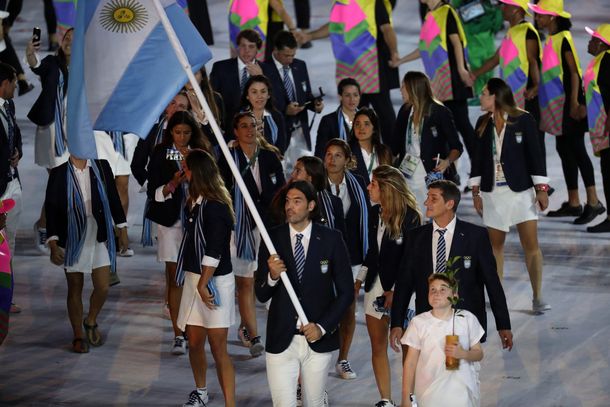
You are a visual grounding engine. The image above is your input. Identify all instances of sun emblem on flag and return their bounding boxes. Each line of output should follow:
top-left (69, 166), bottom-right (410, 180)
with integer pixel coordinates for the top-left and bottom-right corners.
top-left (100, 0), bottom-right (148, 33)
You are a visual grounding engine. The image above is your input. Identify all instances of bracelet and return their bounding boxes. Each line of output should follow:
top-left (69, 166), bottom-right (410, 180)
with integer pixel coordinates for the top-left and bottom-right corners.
top-left (166, 182), bottom-right (176, 193)
top-left (534, 184), bottom-right (550, 192)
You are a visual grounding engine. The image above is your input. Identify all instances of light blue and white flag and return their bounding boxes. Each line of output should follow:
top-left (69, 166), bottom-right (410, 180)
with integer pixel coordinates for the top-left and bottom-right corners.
top-left (67, 0), bottom-right (212, 158)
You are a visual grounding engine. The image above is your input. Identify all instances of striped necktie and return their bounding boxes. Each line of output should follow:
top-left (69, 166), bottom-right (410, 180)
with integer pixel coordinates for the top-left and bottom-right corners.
top-left (435, 229), bottom-right (447, 274)
top-left (240, 67), bottom-right (248, 93)
top-left (283, 65), bottom-right (296, 102)
top-left (294, 233), bottom-right (305, 282)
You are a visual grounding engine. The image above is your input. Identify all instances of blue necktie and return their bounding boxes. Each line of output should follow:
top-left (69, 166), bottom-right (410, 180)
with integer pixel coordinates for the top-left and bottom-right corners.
top-left (294, 233), bottom-right (305, 282)
top-left (240, 67), bottom-right (248, 93)
top-left (3, 101), bottom-right (14, 156)
top-left (436, 229), bottom-right (447, 274)
top-left (283, 65), bottom-right (296, 102)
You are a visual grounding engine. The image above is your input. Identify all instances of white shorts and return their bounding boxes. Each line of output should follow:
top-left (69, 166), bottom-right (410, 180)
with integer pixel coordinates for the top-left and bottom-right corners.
top-left (35, 124), bottom-right (69, 169)
top-left (177, 271), bottom-right (236, 330)
top-left (157, 220), bottom-right (183, 263)
top-left (364, 275), bottom-right (388, 319)
top-left (94, 131), bottom-right (139, 176)
top-left (65, 217), bottom-right (110, 273)
top-left (230, 228), bottom-right (261, 278)
top-left (482, 186), bottom-right (538, 232)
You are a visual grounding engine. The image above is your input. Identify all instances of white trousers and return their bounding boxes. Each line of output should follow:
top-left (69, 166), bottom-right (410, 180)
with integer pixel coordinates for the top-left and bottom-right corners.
top-left (1, 178), bottom-right (22, 254)
top-left (266, 335), bottom-right (332, 407)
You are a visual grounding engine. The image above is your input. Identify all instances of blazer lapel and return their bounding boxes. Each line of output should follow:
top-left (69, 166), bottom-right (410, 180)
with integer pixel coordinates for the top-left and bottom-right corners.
top-left (448, 218), bottom-right (466, 262)
top-left (302, 224), bottom-right (322, 286)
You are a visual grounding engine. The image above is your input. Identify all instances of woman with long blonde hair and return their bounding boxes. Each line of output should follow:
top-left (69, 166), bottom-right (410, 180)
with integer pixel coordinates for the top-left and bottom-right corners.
top-left (176, 149), bottom-right (236, 407)
top-left (355, 165), bottom-right (421, 407)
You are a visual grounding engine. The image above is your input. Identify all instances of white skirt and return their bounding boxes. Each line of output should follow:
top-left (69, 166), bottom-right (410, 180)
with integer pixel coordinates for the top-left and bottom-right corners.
top-left (94, 131), bottom-right (139, 176)
top-left (481, 186), bottom-right (538, 232)
top-left (177, 271), bottom-right (236, 330)
top-left (35, 124), bottom-right (69, 169)
top-left (157, 220), bottom-right (183, 263)
top-left (65, 217), bottom-right (110, 273)
top-left (230, 228), bottom-right (261, 278)
top-left (364, 275), bottom-right (388, 320)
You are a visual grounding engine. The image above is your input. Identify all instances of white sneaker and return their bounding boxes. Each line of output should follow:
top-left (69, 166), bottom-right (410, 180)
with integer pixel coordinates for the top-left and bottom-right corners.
top-left (335, 359), bottom-right (357, 379)
top-left (182, 389), bottom-right (207, 407)
top-left (172, 335), bottom-right (186, 355)
top-left (374, 400), bottom-right (396, 407)
top-left (118, 247), bottom-right (135, 257)
top-left (532, 299), bottom-right (551, 314)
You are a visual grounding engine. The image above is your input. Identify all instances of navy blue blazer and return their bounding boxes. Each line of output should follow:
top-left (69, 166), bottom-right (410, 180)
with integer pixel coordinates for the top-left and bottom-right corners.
top-left (218, 146), bottom-right (285, 228)
top-left (44, 160), bottom-right (126, 248)
top-left (255, 223), bottom-right (354, 354)
top-left (314, 110), bottom-right (349, 159)
top-left (181, 200), bottom-right (233, 277)
top-left (0, 99), bottom-right (22, 197)
top-left (390, 218), bottom-right (511, 341)
top-left (471, 112), bottom-right (546, 193)
top-left (363, 205), bottom-right (421, 292)
top-left (210, 57), bottom-right (263, 137)
top-left (319, 193), bottom-right (347, 238)
top-left (393, 102), bottom-right (463, 173)
top-left (27, 55), bottom-right (67, 127)
top-left (262, 109), bottom-right (288, 154)
top-left (261, 58), bottom-right (315, 149)
top-left (349, 139), bottom-right (394, 185)
top-left (328, 172), bottom-right (370, 265)
top-left (131, 117), bottom-right (164, 187)
top-left (144, 144), bottom-right (186, 227)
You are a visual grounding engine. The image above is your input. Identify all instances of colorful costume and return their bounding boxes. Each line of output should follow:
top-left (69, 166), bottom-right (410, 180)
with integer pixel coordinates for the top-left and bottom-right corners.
top-left (584, 50), bottom-right (610, 155)
top-left (228, 0), bottom-right (269, 60)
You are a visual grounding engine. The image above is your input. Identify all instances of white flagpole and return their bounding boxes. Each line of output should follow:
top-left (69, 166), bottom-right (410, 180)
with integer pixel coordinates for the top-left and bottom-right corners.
top-left (152, 0), bottom-right (309, 325)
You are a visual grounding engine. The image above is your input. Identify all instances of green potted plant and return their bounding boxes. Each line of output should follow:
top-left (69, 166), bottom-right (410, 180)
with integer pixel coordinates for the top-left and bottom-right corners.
top-left (444, 256), bottom-right (464, 370)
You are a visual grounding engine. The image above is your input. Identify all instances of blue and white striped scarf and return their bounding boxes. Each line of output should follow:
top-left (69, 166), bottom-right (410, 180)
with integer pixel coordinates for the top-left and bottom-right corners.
top-left (264, 114), bottom-right (278, 145)
top-left (345, 171), bottom-right (369, 256)
top-left (65, 161), bottom-right (117, 272)
top-left (54, 70), bottom-right (67, 156)
top-left (318, 190), bottom-right (335, 229)
top-left (232, 148), bottom-right (256, 261)
top-left (175, 199), bottom-right (219, 305)
top-left (336, 106), bottom-right (350, 141)
top-left (110, 131), bottom-right (126, 159)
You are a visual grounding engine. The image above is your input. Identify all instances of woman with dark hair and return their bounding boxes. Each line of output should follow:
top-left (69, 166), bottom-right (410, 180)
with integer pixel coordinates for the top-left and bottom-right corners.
top-left (25, 28), bottom-right (73, 252)
top-left (355, 165), bottom-right (421, 407)
top-left (324, 138), bottom-right (369, 381)
top-left (314, 77), bottom-right (361, 159)
top-left (240, 75), bottom-right (287, 153)
top-left (531, 0), bottom-right (605, 224)
top-left (469, 78), bottom-right (550, 314)
top-left (146, 111), bottom-right (212, 356)
top-left (394, 71), bottom-right (463, 214)
top-left (184, 68), bottom-right (225, 131)
top-left (392, 0), bottom-right (477, 175)
top-left (176, 149), bottom-right (236, 407)
top-left (218, 112), bottom-right (285, 357)
top-left (349, 107), bottom-right (394, 185)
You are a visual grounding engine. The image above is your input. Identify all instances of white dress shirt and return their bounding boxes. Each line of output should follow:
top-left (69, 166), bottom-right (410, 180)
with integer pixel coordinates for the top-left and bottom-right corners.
top-left (431, 215), bottom-right (457, 272)
top-left (328, 175), bottom-right (351, 216)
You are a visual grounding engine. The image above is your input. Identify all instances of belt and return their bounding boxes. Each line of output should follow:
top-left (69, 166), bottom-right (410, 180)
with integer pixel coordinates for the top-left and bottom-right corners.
top-left (496, 182), bottom-right (508, 187)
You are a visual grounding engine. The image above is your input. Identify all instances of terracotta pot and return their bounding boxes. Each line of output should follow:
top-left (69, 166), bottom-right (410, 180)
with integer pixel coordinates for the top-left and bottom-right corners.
top-left (445, 335), bottom-right (460, 370)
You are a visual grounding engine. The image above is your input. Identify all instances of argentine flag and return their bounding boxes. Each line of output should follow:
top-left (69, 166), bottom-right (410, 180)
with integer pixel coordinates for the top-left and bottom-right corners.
top-left (67, 0), bottom-right (212, 158)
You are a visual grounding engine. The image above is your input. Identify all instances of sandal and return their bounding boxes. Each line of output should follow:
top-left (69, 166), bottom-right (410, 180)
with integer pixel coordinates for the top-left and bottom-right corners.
top-left (83, 320), bottom-right (102, 346)
top-left (72, 338), bottom-right (89, 353)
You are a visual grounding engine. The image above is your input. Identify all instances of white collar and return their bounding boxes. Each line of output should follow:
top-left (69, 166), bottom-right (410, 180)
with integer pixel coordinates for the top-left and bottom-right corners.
top-left (289, 221), bottom-right (313, 241)
top-left (237, 57), bottom-right (256, 72)
top-left (432, 215), bottom-right (457, 235)
top-left (328, 174), bottom-right (347, 187)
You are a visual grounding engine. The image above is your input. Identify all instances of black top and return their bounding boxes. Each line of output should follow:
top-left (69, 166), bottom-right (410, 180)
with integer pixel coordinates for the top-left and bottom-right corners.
top-left (27, 55), bottom-right (68, 127)
top-left (255, 223), bottom-right (354, 354)
top-left (525, 26), bottom-right (540, 90)
top-left (375, 0), bottom-right (399, 91)
top-left (45, 160), bottom-right (126, 248)
top-left (390, 219), bottom-right (511, 342)
top-left (599, 53), bottom-right (610, 109)
top-left (363, 205), bottom-right (421, 292)
top-left (560, 35), bottom-right (588, 134)
top-left (446, 11), bottom-right (473, 101)
top-left (182, 200), bottom-right (233, 277)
